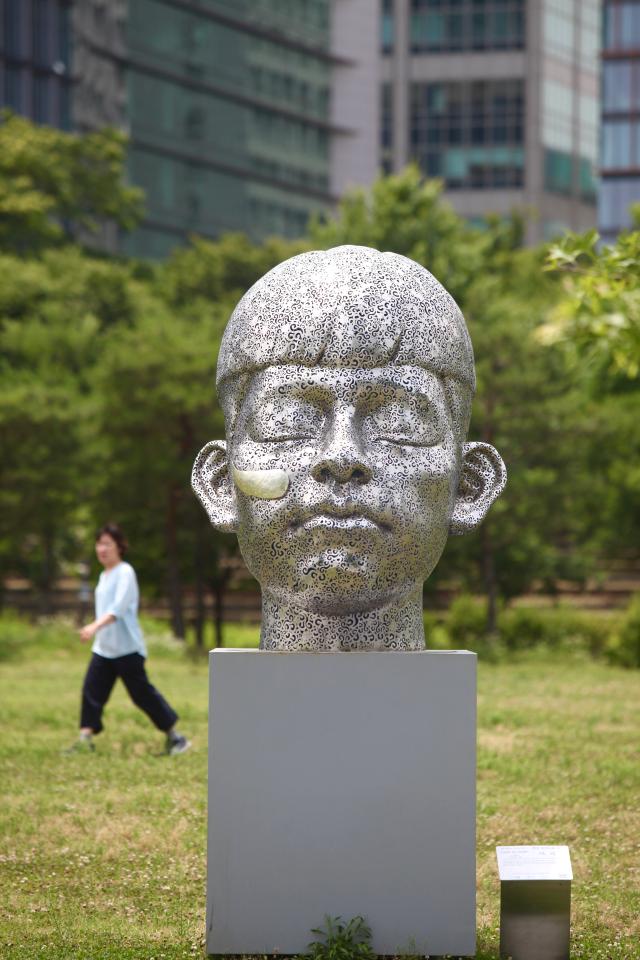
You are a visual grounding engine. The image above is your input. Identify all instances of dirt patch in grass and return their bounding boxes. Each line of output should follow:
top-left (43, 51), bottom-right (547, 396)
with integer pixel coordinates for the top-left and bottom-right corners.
top-left (478, 727), bottom-right (518, 753)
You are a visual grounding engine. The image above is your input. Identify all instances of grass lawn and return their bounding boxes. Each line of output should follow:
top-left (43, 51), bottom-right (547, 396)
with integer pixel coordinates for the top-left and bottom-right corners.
top-left (1, 618), bottom-right (639, 959)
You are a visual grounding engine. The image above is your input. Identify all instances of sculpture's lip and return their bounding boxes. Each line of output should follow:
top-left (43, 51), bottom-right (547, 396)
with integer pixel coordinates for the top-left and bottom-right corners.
top-left (297, 515), bottom-right (381, 532)
top-left (289, 506), bottom-right (391, 534)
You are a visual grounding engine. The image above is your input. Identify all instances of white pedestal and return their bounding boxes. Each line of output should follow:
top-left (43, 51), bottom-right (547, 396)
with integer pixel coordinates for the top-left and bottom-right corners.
top-left (207, 650), bottom-right (476, 957)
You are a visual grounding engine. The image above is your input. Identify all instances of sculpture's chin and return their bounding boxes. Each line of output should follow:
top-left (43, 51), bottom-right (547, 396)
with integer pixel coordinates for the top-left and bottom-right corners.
top-left (294, 548), bottom-right (373, 591)
top-left (273, 552), bottom-right (414, 616)
top-left (240, 535), bottom-right (442, 616)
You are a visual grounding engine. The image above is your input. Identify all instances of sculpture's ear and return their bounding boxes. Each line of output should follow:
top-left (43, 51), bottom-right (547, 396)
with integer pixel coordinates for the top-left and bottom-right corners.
top-left (450, 441), bottom-right (506, 536)
top-left (191, 440), bottom-right (238, 533)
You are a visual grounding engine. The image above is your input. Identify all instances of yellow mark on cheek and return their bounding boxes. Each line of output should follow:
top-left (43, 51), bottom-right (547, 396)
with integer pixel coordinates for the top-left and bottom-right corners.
top-left (231, 465), bottom-right (289, 500)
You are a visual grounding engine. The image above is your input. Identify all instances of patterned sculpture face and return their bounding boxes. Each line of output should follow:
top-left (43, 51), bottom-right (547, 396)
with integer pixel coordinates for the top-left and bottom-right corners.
top-left (193, 245), bottom-right (506, 650)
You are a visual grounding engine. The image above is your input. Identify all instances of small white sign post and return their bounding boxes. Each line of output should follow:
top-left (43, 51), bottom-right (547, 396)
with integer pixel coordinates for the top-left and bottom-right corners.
top-left (496, 846), bottom-right (572, 960)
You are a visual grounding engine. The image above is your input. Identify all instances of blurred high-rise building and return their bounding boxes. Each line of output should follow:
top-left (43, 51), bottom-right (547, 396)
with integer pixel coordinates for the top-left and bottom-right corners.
top-left (1, 0), bottom-right (372, 257)
top-left (75, 0), bottom-right (344, 257)
top-left (599, 0), bottom-right (640, 242)
top-left (371, 0), bottom-right (601, 245)
top-left (1, 0), bottom-right (73, 130)
top-left (1, 1), bottom-right (602, 253)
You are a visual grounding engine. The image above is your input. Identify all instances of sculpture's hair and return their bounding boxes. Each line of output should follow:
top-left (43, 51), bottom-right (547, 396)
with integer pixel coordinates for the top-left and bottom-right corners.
top-left (216, 245), bottom-right (475, 440)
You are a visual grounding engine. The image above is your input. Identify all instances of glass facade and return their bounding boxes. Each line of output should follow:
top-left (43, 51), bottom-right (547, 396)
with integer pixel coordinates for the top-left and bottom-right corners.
top-left (381, 0), bottom-right (394, 54)
top-left (410, 80), bottom-right (524, 188)
top-left (600, 177), bottom-right (640, 231)
top-left (603, 119), bottom-right (640, 168)
top-left (0, 0), bottom-right (72, 128)
top-left (603, 59), bottom-right (639, 113)
top-left (604, 1), bottom-right (640, 49)
top-left (543, 1), bottom-right (576, 62)
top-left (121, 0), bottom-right (333, 256)
top-left (600, 0), bottom-right (640, 238)
top-left (541, 0), bottom-right (599, 203)
top-left (201, 0), bottom-right (330, 52)
top-left (384, 0), bottom-right (601, 239)
top-left (409, 0), bottom-right (525, 53)
top-left (381, 82), bottom-right (393, 174)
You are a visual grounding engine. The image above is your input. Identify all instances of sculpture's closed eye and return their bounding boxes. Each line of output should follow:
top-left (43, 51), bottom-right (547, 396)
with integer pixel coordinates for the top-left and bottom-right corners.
top-left (364, 400), bottom-right (443, 447)
top-left (249, 399), bottom-right (323, 444)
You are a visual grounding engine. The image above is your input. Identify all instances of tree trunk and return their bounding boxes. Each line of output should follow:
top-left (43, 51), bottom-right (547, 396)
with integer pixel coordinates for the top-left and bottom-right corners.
top-left (40, 532), bottom-right (55, 616)
top-left (480, 387), bottom-right (499, 635)
top-left (481, 523), bottom-right (498, 635)
top-left (167, 412), bottom-right (197, 641)
top-left (211, 568), bottom-right (230, 649)
top-left (166, 487), bottom-right (185, 639)
top-left (193, 526), bottom-right (206, 649)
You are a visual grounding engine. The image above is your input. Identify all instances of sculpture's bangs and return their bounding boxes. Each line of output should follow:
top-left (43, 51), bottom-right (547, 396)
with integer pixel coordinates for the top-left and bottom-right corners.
top-left (216, 245), bottom-right (475, 434)
top-left (231, 297), bottom-right (415, 372)
top-left (218, 247), bottom-right (474, 385)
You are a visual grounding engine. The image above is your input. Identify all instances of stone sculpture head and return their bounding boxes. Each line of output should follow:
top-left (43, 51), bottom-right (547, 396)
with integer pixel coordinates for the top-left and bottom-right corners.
top-left (192, 245), bottom-right (506, 650)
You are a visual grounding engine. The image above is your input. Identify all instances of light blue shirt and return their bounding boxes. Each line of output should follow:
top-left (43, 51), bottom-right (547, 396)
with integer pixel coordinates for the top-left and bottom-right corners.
top-left (92, 561), bottom-right (147, 659)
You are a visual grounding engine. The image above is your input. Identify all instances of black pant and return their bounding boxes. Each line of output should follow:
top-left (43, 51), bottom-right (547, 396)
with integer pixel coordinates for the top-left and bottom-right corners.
top-left (81, 652), bottom-right (178, 735)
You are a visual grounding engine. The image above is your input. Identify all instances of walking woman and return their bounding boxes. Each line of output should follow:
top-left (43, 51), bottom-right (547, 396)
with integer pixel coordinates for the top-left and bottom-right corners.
top-left (67, 523), bottom-right (190, 755)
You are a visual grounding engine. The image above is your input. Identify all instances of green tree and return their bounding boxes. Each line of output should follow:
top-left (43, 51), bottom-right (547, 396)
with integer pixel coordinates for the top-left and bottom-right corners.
top-left (0, 114), bottom-right (147, 609)
top-left (0, 247), bottom-right (117, 602)
top-left (441, 235), bottom-right (598, 628)
top-left (0, 111), bottom-right (143, 252)
top-left (0, 214), bottom-right (300, 633)
top-left (310, 164), bottom-right (484, 305)
top-left (314, 168), bottom-right (600, 629)
top-left (541, 224), bottom-right (640, 568)
top-left (150, 234), bottom-right (307, 640)
top-left (159, 232), bottom-right (307, 310)
top-left (542, 223), bottom-right (640, 383)
top-left (92, 296), bottom-right (228, 639)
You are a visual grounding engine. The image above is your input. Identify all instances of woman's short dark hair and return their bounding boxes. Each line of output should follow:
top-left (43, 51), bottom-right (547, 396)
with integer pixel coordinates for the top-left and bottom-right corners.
top-left (95, 522), bottom-right (129, 557)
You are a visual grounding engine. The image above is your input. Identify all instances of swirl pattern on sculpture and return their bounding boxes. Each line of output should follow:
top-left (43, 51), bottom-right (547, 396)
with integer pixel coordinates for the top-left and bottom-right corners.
top-left (192, 245), bottom-right (506, 651)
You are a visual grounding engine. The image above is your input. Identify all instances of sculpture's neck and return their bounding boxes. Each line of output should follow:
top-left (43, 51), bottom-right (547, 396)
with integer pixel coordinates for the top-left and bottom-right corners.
top-left (259, 588), bottom-right (425, 651)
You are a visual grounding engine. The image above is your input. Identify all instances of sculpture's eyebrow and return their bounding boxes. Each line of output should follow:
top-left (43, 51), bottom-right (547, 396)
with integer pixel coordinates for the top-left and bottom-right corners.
top-left (256, 368), bottom-right (442, 404)
top-left (257, 381), bottom-right (329, 403)
top-left (354, 374), bottom-right (437, 401)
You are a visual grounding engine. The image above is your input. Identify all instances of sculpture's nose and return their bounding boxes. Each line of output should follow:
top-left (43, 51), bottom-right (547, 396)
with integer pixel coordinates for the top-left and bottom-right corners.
top-left (311, 408), bottom-right (372, 486)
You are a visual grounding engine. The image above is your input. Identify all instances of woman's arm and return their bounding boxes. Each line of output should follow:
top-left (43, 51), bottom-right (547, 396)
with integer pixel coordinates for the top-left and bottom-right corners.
top-left (79, 565), bottom-right (136, 642)
top-left (79, 612), bottom-right (115, 643)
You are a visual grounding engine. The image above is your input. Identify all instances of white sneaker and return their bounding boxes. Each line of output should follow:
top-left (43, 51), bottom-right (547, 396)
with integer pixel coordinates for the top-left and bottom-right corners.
top-left (166, 734), bottom-right (191, 756)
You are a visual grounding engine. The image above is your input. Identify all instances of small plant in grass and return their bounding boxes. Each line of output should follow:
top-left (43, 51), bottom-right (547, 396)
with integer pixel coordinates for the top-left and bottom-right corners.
top-left (306, 915), bottom-right (376, 960)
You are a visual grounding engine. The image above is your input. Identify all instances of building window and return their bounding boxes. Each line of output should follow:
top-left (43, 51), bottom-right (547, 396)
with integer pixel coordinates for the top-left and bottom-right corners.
top-left (603, 120), bottom-right (636, 169)
top-left (58, 4), bottom-right (71, 70)
top-left (60, 82), bottom-right (71, 131)
top-left (604, 1), bottom-right (640, 51)
top-left (603, 60), bottom-right (639, 113)
top-left (579, 157), bottom-right (597, 201)
top-left (544, 149), bottom-right (597, 200)
top-left (3, 0), bottom-right (23, 58)
top-left (381, 0), bottom-right (394, 54)
top-left (543, 2), bottom-right (576, 64)
top-left (410, 80), bottom-right (525, 189)
top-left (184, 106), bottom-right (206, 141)
top-left (409, 0), bottom-right (525, 53)
top-left (32, 74), bottom-right (49, 124)
top-left (599, 176), bottom-right (640, 231)
top-left (381, 82), bottom-right (393, 172)
top-left (3, 64), bottom-right (22, 112)
top-left (32, 0), bottom-right (49, 68)
top-left (544, 149), bottom-right (573, 194)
